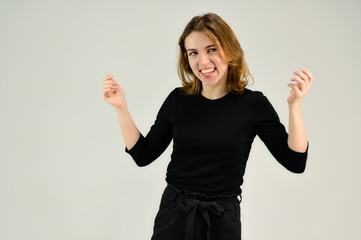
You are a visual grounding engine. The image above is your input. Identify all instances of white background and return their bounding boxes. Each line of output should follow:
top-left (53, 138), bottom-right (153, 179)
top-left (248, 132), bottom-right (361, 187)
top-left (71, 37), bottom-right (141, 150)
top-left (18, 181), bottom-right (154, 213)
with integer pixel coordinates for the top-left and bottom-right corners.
top-left (1, 0), bottom-right (360, 239)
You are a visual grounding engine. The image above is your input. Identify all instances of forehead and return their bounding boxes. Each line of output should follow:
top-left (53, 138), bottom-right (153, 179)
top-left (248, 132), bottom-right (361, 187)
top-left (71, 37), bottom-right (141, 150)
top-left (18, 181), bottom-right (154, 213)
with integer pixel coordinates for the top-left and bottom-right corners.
top-left (184, 31), bottom-right (216, 49)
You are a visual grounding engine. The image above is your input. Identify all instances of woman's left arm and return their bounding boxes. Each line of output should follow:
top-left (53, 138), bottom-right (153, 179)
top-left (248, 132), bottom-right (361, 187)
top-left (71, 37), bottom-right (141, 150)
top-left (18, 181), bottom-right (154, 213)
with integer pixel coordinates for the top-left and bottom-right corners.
top-left (287, 68), bottom-right (314, 152)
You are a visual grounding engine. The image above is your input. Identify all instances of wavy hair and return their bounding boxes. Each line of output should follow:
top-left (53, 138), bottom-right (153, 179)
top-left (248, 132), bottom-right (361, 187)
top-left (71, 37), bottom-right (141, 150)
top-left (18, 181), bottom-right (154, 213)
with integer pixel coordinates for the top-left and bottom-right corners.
top-left (178, 13), bottom-right (253, 95)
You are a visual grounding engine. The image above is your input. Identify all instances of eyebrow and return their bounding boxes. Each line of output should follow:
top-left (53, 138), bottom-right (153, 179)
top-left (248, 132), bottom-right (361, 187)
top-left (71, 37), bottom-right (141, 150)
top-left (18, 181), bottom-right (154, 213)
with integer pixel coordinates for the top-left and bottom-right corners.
top-left (186, 44), bottom-right (216, 52)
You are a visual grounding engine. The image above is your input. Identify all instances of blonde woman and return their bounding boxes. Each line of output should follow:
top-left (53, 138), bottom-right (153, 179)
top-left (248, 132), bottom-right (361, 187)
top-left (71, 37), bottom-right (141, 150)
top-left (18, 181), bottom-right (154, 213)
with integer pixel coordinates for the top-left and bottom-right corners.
top-left (102, 13), bottom-right (313, 240)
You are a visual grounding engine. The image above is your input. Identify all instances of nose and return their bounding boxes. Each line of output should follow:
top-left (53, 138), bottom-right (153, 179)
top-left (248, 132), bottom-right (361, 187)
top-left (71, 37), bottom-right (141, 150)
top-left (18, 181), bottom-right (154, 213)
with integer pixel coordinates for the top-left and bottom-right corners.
top-left (199, 53), bottom-right (210, 66)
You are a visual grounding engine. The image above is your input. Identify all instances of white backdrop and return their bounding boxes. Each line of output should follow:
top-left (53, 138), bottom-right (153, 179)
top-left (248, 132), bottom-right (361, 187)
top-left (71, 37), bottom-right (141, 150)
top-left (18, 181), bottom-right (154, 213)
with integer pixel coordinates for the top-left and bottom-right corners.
top-left (1, 0), bottom-right (360, 239)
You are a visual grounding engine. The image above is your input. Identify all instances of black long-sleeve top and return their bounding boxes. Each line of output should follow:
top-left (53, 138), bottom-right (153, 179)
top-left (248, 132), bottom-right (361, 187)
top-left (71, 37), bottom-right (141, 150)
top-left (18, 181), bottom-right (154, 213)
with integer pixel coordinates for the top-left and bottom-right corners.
top-left (125, 87), bottom-right (308, 195)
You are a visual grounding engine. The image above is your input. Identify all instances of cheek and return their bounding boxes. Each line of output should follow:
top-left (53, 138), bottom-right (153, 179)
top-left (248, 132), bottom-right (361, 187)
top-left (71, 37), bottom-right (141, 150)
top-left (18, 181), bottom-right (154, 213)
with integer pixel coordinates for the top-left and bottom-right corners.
top-left (220, 64), bottom-right (228, 73)
top-left (188, 60), bottom-right (198, 75)
top-left (217, 61), bottom-right (229, 74)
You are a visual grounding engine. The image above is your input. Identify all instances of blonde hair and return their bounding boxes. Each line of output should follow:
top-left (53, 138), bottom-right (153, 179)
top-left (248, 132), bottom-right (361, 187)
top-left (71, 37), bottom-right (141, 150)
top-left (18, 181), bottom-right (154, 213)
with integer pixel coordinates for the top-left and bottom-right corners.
top-left (178, 13), bottom-right (253, 95)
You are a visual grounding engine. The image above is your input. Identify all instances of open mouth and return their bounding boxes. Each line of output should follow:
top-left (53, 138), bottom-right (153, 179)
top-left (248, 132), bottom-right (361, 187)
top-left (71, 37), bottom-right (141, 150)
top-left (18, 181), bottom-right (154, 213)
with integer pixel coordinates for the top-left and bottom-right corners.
top-left (200, 68), bottom-right (216, 76)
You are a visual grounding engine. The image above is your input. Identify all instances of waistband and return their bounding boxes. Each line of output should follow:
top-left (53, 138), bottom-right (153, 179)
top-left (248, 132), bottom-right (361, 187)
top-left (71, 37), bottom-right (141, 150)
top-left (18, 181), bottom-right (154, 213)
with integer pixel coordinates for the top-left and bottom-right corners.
top-left (166, 183), bottom-right (242, 203)
top-left (163, 184), bottom-right (241, 240)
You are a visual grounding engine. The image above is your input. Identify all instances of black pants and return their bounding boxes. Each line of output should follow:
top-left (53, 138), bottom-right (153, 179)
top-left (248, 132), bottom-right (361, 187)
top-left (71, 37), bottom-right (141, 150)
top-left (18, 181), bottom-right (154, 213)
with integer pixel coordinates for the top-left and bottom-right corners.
top-left (151, 184), bottom-right (242, 240)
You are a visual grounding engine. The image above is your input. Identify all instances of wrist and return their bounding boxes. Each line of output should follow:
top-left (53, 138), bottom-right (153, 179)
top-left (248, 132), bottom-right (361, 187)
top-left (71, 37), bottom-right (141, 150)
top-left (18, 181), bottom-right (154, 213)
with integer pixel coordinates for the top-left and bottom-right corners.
top-left (288, 101), bottom-right (302, 110)
top-left (114, 104), bottom-right (128, 113)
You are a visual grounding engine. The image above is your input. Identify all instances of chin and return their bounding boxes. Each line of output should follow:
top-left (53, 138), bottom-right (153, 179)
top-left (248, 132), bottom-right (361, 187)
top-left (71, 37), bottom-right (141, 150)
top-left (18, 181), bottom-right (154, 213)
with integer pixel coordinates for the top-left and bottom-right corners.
top-left (200, 78), bottom-right (221, 86)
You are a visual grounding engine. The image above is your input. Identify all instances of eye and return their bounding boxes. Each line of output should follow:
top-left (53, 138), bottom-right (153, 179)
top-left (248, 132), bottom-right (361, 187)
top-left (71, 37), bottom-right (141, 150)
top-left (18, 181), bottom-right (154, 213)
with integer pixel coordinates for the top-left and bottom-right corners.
top-left (188, 51), bottom-right (198, 56)
top-left (208, 48), bottom-right (217, 53)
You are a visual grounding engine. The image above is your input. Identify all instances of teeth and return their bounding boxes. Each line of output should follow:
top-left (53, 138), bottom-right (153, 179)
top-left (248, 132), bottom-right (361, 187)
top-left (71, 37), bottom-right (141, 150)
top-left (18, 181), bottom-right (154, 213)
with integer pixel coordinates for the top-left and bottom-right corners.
top-left (201, 68), bottom-right (215, 74)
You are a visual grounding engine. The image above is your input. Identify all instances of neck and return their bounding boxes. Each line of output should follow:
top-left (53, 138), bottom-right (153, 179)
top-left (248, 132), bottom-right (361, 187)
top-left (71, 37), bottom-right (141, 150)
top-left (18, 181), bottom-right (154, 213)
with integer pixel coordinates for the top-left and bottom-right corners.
top-left (201, 85), bottom-right (229, 100)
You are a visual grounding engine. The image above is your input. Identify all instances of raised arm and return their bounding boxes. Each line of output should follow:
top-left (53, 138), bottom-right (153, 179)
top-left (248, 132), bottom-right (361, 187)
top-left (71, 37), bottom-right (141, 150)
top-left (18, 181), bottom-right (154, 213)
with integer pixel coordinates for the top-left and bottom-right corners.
top-left (287, 68), bottom-right (314, 152)
top-left (102, 75), bottom-right (140, 150)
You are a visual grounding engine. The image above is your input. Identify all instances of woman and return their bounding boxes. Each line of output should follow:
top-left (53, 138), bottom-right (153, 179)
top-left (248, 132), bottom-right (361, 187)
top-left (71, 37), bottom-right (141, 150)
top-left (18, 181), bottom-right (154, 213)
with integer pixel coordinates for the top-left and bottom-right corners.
top-left (102, 13), bottom-right (313, 240)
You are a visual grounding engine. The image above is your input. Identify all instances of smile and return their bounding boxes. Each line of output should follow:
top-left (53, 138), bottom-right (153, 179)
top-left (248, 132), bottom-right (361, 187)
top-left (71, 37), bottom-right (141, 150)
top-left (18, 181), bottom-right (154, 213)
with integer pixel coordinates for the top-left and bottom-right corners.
top-left (200, 68), bottom-right (216, 76)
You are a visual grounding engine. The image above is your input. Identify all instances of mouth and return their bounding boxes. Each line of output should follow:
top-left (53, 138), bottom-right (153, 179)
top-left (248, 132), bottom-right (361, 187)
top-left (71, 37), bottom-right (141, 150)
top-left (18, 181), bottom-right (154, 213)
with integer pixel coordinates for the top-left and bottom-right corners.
top-left (200, 68), bottom-right (216, 76)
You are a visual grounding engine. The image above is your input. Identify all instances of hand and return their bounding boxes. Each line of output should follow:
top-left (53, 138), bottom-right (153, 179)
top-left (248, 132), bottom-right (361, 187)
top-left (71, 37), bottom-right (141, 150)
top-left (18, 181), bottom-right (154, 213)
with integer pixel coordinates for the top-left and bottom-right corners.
top-left (287, 68), bottom-right (314, 105)
top-left (102, 75), bottom-right (126, 109)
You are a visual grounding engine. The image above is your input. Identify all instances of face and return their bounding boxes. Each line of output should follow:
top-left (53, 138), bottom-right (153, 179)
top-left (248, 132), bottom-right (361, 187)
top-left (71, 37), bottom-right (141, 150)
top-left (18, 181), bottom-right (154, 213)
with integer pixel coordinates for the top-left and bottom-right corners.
top-left (184, 31), bottom-right (229, 89)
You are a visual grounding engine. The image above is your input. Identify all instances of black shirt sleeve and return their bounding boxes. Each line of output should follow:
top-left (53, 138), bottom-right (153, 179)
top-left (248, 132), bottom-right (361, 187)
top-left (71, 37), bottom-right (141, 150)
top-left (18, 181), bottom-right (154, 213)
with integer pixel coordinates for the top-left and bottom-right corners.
top-left (125, 89), bottom-right (176, 167)
top-left (253, 92), bottom-right (308, 173)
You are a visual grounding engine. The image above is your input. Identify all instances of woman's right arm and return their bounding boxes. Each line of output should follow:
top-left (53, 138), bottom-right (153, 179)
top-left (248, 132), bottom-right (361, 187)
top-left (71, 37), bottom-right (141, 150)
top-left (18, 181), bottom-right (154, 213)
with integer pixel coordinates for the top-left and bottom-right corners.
top-left (102, 75), bottom-right (140, 150)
